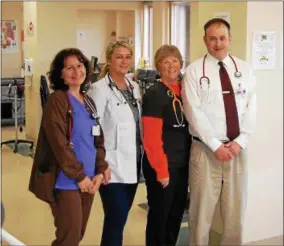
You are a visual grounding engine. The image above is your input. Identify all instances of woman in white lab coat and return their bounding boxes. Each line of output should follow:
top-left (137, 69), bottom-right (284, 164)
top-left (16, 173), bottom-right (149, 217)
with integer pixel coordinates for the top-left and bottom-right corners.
top-left (88, 41), bottom-right (142, 246)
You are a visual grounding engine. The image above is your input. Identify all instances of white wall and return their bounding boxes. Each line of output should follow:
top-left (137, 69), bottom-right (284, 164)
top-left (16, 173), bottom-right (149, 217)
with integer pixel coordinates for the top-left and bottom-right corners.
top-left (116, 11), bottom-right (135, 38)
top-left (244, 2), bottom-right (283, 243)
top-left (76, 10), bottom-right (117, 62)
top-left (76, 9), bottom-right (136, 64)
top-left (35, 1), bottom-right (143, 79)
top-left (116, 10), bottom-right (136, 63)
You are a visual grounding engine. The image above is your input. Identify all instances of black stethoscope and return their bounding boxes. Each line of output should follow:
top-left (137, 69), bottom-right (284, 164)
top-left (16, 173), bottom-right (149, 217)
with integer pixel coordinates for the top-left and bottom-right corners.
top-left (66, 94), bottom-right (100, 148)
top-left (84, 96), bottom-right (100, 123)
top-left (107, 73), bottom-right (137, 107)
top-left (199, 54), bottom-right (242, 89)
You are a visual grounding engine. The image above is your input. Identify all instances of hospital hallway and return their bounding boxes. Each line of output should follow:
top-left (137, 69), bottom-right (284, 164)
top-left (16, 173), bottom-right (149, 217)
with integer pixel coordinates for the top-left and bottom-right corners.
top-left (1, 0), bottom-right (283, 244)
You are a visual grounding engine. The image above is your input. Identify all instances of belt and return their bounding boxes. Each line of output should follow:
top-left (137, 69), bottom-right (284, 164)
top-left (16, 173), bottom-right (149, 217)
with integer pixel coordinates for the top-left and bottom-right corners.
top-left (192, 136), bottom-right (230, 144)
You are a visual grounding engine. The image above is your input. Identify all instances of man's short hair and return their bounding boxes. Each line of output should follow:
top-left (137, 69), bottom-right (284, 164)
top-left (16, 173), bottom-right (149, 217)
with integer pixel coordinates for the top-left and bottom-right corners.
top-left (204, 18), bottom-right (231, 35)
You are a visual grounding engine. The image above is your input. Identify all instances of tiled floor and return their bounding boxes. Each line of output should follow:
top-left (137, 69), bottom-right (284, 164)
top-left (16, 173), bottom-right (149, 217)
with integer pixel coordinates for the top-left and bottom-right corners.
top-left (1, 127), bottom-right (283, 245)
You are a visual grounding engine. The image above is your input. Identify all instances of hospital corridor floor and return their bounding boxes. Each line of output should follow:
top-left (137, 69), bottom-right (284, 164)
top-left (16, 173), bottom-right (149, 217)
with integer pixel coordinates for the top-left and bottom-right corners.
top-left (1, 127), bottom-right (150, 245)
top-left (1, 127), bottom-right (283, 246)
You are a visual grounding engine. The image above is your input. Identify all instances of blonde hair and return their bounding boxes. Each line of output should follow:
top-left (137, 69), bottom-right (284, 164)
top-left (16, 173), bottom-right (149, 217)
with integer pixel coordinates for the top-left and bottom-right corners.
top-left (154, 44), bottom-right (183, 71)
top-left (99, 41), bottom-right (133, 80)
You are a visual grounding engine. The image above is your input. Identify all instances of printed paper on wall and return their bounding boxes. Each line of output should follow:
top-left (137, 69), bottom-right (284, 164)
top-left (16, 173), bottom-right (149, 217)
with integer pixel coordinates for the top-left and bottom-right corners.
top-left (252, 31), bottom-right (276, 70)
top-left (1, 20), bottom-right (18, 53)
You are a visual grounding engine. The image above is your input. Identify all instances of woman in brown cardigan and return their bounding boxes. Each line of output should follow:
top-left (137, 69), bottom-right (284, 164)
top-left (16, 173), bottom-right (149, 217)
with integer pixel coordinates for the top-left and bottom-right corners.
top-left (29, 48), bottom-right (110, 246)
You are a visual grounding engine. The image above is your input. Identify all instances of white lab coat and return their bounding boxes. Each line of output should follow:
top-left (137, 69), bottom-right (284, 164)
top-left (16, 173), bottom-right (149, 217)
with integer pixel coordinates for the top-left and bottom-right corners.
top-left (88, 74), bottom-right (142, 183)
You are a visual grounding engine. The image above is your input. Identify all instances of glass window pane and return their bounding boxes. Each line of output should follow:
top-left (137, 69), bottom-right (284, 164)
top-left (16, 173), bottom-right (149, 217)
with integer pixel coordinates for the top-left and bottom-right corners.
top-left (171, 3), bottom-right (190, 70)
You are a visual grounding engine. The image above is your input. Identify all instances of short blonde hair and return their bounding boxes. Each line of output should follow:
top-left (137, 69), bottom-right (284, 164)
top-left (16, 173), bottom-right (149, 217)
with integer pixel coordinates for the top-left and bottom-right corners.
top-left (99, 41), bottom-right (133, 79)
top-left (154, 45), bottom-right (183, 71)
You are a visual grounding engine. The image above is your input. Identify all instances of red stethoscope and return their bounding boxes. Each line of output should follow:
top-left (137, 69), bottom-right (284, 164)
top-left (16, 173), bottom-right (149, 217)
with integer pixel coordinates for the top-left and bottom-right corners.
top-left (199, 54), bottom-right (242, 89)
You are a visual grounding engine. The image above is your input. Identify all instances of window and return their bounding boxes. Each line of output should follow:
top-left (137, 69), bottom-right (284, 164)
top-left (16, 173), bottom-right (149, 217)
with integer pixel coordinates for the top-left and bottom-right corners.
top-left (170, 2), bottom-right (190, 70)
top-left (143, 2), bottom-right (153, 67)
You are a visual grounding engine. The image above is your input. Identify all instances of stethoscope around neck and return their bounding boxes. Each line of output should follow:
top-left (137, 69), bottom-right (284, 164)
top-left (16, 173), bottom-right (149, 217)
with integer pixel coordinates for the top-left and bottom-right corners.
top-left (165, 84), bottom-right (185, 128)
top-left (107, 73), bottom-right (137, 107)
top-left (199, 54), bottom-right (242, 90)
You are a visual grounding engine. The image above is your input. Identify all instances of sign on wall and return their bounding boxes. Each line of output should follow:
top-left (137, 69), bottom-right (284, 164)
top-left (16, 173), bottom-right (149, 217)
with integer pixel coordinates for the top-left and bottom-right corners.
top-left (1, 20), bottom-right (18, 53)
top-left (252, 31), bottom-right (276, 70)
top-left (213, 12), bottom-right (231, 23)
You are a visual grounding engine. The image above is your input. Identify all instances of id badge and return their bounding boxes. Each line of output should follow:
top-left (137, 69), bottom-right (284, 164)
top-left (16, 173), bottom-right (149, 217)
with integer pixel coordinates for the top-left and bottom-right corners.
top-left (234, 88), bottom-right (246, 96)
top-left (234, 83), bottom-right (246, 96)
top-left (92, 125), bottom-right (101, 136)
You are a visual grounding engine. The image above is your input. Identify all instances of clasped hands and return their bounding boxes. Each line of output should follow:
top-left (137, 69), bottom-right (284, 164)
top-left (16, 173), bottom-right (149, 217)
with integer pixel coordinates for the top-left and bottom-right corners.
top-left (214, 141), bottom-right (242, 161)
top-left (157, 142), bottom-right (241, 187)
top-left (78, 167), bottom-right (111, 194)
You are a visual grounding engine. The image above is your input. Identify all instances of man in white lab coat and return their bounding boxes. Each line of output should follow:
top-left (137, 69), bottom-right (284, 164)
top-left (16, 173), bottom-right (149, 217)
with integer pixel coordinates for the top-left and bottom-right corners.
top-left (182, 18), bottom-right (257, 245)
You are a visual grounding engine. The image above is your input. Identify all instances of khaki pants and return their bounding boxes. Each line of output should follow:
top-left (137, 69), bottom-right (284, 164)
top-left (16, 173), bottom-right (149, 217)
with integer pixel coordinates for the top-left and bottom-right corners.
top-left (188, 140), bottom-right (248, 246)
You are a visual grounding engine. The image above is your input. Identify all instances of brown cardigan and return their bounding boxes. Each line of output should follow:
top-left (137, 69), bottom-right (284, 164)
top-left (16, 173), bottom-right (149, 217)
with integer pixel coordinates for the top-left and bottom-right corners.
top-left (29, 90), bottom-right (108, 203)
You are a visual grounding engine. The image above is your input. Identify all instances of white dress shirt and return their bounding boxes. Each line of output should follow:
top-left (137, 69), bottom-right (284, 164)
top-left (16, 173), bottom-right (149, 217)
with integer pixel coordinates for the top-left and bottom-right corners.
top-left (182, 53), bottom-right (257, 152)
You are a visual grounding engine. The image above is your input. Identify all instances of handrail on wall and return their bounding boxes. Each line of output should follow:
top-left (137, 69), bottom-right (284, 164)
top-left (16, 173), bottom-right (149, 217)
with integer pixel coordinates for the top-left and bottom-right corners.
top-left (1, 229), bottom-right (26, 246)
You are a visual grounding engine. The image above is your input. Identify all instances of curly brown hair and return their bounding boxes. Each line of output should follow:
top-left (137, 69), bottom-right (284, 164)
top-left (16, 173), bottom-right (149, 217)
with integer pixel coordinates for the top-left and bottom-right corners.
top-left (47, 48), bottom-right (91, 92)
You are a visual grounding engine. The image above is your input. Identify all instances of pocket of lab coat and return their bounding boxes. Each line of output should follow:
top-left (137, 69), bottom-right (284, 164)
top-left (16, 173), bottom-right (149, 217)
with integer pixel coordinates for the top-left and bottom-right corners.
top-left (105, 150), bottom-right (119, 168)
top-left (117, 122), bottom-right (136, 156)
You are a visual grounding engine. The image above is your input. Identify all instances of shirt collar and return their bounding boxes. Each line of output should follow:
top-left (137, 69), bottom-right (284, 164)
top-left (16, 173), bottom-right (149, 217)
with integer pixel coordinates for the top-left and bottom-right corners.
top-left (206, 53), bottom-right (231, 68)
top-left (222, 55), bottom-right (232, 67)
